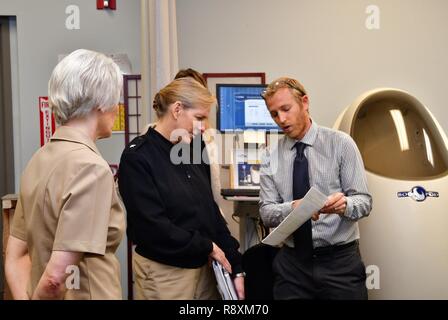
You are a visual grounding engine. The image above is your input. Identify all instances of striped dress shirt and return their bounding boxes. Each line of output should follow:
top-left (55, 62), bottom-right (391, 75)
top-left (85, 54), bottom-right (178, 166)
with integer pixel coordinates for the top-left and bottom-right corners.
top-left (259, 120), bottom-right (372, 248)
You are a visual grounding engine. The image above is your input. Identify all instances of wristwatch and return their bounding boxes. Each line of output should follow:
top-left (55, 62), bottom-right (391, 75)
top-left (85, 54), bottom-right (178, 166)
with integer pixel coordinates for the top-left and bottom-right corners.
top-left (234, 272), bottom-right (246, 278)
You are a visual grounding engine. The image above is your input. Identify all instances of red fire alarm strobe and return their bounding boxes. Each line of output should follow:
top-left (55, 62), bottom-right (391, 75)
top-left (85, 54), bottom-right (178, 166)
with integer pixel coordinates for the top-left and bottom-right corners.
top-left (97, 0), bottom-right (116, 10)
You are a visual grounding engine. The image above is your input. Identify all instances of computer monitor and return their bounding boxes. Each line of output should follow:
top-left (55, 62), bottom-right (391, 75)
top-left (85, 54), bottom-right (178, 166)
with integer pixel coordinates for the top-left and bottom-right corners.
top-left (216, 84), bottom-right (280, 132)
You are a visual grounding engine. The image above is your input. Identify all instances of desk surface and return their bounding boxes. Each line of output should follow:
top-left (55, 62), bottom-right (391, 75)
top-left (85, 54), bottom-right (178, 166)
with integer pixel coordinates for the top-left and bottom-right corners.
top-left (221, 188), bottom-right (259, 197)
top-left (2, 194), bottom-right (18, 210)
top-left (223, 196), bottom-right (259, 202)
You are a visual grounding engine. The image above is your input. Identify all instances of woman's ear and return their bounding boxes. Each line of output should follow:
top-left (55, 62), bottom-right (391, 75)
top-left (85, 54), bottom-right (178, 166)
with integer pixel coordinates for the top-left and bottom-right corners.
top-left (171, 101), bottom-right (182, 120)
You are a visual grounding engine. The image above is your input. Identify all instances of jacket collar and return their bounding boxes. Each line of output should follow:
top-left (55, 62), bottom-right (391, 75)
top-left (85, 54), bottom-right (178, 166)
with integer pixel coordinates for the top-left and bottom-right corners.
top-left (50, 126), bottom-right (101, 155)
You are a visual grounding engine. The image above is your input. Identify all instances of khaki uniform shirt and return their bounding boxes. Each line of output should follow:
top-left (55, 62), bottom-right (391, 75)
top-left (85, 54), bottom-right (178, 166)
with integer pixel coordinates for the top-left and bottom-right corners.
top-left (11, 126), bottom-right (125, 299)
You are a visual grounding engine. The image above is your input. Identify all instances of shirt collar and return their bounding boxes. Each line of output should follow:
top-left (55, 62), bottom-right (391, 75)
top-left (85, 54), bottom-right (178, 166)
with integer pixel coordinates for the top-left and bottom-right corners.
top-left (286, 119), bottom-right (319, 150)
top-left (50, 126), bottom-right (101, 155)
top-left (147, 126), bottom-right (174, 152)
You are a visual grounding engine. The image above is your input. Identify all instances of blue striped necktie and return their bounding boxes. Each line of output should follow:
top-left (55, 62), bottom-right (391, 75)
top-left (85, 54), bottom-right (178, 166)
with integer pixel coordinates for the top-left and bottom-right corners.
top-left (292, 142), bottom-right (313, 261)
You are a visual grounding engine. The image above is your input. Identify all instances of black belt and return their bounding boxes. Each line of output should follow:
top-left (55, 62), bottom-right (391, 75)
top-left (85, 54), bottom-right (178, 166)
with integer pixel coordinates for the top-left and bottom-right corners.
top-left (312, 240), bottom-right (358, 256)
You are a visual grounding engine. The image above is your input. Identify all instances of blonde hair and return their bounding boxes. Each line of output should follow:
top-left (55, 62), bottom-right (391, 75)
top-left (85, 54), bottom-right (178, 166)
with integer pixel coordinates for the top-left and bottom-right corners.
top-left (48, 49), bottom-right (122, 125)
top-left (152, 77), bottom-right (216, 118)
top-left (262, 77), bottom-right (307, 103)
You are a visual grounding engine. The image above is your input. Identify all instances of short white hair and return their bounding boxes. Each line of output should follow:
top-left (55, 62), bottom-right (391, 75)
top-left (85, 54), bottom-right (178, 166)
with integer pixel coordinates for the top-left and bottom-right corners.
top-left (48, 49), bottom-right (123, 125)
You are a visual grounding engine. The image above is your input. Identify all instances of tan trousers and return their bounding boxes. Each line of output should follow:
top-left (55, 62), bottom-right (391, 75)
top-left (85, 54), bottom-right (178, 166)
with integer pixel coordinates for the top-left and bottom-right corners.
top-left (133, 251), bottom-right (220, 300)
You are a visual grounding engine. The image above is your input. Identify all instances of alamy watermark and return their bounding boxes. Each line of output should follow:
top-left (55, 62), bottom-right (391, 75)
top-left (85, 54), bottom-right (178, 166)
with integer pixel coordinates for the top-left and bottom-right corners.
top-left (365, 5), bottom-right (380, 30)
top-left (366, 264), bottom-right (380, 290)
top-left (167, 124), bottom-right (281, 174)
top-left (65, 5), bottom-right (80, 30)
top-left (65, 265), bottom-right (80, 290)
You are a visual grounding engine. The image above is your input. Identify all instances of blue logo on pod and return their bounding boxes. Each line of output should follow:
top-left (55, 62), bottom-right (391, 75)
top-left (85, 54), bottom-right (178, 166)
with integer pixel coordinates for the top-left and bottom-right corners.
top-left (397, 186), bottom-right (439, 202)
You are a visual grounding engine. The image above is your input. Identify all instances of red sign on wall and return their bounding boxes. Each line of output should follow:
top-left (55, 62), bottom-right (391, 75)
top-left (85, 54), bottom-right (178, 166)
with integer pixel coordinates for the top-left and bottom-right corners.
top-left (39, 97), bottom-right (56, 146)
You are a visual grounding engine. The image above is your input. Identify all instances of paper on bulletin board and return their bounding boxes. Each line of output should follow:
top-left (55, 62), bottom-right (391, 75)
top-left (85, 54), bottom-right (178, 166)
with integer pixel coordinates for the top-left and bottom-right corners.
top-left (112, 103), bottom-right (126, 132)
top-left (230, 149), bottom-right (261, 189)
top-left (243, 130), bottom-right (266, 144)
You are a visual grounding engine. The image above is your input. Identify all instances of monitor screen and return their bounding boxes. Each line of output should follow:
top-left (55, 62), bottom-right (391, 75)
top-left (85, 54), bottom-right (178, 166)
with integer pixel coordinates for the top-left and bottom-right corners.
top-left (216, 84), bottom-right (280, 132)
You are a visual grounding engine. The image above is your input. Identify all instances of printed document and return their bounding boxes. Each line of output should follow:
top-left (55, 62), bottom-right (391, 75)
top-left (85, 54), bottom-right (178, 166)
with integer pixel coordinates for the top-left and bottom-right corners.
top-left (262, 187), bottom-right (327, 246)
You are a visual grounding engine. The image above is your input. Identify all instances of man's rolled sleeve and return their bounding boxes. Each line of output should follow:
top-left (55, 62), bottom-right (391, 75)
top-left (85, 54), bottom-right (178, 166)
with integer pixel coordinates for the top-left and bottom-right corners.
top-left (259, 149), bottom-right (292, 228)
top-left (340, 135), bottom-right (373, 221)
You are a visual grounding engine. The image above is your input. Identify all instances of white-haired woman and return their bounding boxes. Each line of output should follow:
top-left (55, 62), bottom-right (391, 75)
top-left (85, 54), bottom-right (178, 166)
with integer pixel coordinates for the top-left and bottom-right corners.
top-left (5, 49), bottom-right (125, 300)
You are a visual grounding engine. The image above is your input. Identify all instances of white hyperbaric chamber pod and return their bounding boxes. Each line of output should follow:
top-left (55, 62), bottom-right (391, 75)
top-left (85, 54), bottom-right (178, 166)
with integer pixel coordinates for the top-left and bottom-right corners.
top-left (334, 88), bottom-right (448, 299)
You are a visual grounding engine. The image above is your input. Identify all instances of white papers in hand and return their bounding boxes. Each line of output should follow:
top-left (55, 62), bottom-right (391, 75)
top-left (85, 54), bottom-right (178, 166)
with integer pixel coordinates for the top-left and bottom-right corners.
top-left (262, 187), bottom-right (327, 246)
top-left (212, 260), bottom-right (238, 300)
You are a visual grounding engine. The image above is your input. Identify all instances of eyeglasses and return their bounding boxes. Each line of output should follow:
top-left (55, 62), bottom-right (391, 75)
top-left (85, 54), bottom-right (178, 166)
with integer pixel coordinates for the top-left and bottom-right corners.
top-left (262, 78), bottom-right (307, 98)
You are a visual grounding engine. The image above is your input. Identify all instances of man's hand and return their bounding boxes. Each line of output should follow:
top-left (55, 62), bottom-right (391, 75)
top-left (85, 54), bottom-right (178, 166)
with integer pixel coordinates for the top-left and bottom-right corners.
top-left (291, 199), bottom-right (319, 221)
top-left (292, 199), bottom-right (301, 209)
top-left (320, 192), bottom-right (347, 216)
top-left (293, 199), bottom-right (320, 221)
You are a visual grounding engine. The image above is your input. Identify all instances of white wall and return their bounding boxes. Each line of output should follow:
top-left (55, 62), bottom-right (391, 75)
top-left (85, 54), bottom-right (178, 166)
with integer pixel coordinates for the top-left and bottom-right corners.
top-left (0, 0), bottom-right (141, 180)
top-left (1, 0), bottom-right (141, 299)
top-left (176, 0), bottom-right (448, 241)
top-left (177, 0), bottom-right (448, 133)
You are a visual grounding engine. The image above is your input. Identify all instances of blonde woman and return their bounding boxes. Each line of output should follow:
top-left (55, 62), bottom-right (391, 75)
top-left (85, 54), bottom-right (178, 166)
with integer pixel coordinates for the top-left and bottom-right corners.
top-left (118, 78), bottom-right (245, 300)
top-left (142, 69), bottom-right (223, 208)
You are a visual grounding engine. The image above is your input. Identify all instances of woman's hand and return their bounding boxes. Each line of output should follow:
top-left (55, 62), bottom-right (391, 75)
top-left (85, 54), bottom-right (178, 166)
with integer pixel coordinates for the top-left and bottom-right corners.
top-left (209, 242), bottom-right (232, 274)
top-left (233, 276), bottom-right (245, 300)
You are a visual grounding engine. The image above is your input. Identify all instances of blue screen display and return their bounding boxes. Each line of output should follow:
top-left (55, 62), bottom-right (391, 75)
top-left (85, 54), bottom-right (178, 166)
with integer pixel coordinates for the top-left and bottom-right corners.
top-left (217, 84), bottom-right (280, 132)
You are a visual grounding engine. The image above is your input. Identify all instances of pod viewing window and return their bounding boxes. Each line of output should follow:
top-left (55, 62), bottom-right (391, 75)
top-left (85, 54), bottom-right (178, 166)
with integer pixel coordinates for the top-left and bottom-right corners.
top-left (351, 93), bottom-right (448, 180)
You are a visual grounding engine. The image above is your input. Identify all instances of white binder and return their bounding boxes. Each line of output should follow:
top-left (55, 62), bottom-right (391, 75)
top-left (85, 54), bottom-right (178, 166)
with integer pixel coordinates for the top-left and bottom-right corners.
top-left (212, 260), bottom-right (238, 300)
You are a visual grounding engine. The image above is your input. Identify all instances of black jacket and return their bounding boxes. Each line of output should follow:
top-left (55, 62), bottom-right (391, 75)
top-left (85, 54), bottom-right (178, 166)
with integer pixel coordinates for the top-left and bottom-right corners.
top-left (118, 128), bottom-right (242, 274)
